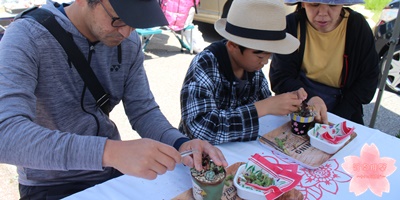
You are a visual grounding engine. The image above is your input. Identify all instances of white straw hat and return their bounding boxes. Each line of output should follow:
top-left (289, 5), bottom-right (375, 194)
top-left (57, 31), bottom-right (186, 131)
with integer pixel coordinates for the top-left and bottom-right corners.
top-left (214, 0), bottom-right (299, 54)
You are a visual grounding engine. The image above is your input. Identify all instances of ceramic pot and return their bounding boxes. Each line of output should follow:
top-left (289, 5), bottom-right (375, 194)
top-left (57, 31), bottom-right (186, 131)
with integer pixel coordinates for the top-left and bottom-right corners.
top-left (190, 165), bottom-right (226, 200)
top-left (290, 113), bottom-right (315, 135)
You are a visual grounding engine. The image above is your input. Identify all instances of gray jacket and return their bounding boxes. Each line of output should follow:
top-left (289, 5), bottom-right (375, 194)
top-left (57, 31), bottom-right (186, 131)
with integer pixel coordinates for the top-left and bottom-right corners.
top-left (0, 2), bottom-right (186, 186)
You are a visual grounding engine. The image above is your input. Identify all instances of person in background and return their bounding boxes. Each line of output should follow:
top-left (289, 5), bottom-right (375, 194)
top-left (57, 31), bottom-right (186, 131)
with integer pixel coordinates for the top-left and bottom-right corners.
top-left (0, 0), bottom-right (227, 199)
top-left (179, 0), bottom-right (307, 145)
top-left (160, 0), bottom-right (206, 53)
top-left (269, 0), bottom-right (379, 125)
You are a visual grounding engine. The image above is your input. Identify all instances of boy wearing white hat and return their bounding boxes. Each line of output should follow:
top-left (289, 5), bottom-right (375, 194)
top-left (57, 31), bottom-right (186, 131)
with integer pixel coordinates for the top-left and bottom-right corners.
top-left (269, 0), bottom-right (379, 125)
top-left (179, 0), bottom-right (307, 145)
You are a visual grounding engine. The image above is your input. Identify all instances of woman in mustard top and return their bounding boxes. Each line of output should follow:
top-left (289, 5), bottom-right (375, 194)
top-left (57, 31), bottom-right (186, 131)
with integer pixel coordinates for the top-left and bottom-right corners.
top-left (269, 0), bottom-right (379, 124)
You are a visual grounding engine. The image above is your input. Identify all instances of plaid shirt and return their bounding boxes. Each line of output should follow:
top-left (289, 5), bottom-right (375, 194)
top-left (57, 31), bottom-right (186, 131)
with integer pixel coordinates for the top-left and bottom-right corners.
top-left (178, 50), bottom-right (272, 145)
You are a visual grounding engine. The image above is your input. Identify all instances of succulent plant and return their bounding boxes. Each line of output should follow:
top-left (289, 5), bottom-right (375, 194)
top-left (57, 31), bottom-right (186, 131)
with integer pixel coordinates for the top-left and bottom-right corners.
top-left (294, 101), bottom-right (315, 117)
top-left (190, 154), bottom-right (225, 183)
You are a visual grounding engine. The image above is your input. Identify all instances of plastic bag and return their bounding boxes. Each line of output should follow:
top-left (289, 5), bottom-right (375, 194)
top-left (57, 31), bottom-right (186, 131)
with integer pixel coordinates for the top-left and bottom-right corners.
top-left (182, 24), bottom-right (206, 54)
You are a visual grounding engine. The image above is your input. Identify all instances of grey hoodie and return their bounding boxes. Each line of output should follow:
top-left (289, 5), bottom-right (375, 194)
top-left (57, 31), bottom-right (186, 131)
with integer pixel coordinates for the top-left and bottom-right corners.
top-left (0, 1), bottom-right (186, 186)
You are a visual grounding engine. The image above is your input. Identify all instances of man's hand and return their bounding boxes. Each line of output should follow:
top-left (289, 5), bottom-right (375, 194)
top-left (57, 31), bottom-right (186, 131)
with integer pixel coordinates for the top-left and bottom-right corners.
top-left (307, 96), bottom-right (328, 124)
top-left (102, 138), bottom-right (182, 180)
top-left (178, 139), bottom-right (228, 171)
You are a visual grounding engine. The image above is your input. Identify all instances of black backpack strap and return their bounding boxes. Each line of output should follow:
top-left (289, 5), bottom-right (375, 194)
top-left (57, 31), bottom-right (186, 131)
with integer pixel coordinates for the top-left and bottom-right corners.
top-left (17, 7), bottom-right (111, 115)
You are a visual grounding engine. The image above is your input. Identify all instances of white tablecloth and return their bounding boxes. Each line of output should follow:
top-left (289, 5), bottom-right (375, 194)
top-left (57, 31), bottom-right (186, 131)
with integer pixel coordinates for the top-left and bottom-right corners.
top-left (65, 113), bottom-right (400, 200)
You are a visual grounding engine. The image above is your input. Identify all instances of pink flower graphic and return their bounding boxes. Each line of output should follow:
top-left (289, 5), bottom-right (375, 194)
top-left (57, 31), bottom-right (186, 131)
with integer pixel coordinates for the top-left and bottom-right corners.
top-left (341, 143), bottom-right (397, 197)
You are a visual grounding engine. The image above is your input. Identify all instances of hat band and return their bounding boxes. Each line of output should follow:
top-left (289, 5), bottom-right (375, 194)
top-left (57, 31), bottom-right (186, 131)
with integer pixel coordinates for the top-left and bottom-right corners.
top-left (226, 22), bottom-right (286, 40)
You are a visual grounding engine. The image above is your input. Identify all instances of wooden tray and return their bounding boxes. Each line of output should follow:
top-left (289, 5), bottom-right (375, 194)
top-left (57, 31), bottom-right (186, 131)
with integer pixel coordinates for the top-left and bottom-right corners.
top-left (258, 121), bottom-right (357, 169)
top-left (173, 162), bottom-right (303, 200)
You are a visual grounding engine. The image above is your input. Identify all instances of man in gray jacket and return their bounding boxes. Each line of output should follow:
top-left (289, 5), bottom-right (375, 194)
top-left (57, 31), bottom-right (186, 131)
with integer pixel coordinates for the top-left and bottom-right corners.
top-left (0, 0), bottom-right (227, 199)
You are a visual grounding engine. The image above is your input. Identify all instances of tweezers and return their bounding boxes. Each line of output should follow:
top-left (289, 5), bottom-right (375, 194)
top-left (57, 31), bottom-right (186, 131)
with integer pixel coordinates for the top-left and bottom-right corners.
top-left (258, 135), bottom-right (286, 154)
top-left (180, 150), bottom-right (195, 158)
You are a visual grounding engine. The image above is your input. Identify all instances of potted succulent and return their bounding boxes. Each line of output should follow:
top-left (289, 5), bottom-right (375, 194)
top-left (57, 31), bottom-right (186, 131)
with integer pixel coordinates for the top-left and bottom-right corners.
top-left (190, 154), bottom-right (226, 200)
top-left (290, 101), bottom-right (315, 135)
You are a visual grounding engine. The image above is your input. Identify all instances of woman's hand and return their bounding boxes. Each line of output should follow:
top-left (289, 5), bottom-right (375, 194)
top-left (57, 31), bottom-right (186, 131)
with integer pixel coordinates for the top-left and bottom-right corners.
top-left (307, 96), bottom-right (328, 124)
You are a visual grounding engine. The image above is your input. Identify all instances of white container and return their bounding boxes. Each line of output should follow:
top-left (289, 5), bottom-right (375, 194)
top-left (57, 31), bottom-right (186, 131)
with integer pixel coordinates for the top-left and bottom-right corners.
top-left (307, 127), bottom-right (350, 154)
top-left (233, 164), bottom-right (266, 200)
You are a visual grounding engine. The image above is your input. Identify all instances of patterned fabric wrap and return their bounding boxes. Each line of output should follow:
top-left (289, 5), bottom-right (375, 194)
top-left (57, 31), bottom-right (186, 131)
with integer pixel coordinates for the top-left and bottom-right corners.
top-left (312, 121), bottom-right (354, 144)
top-left (236, 153), bottom-right (302, 199)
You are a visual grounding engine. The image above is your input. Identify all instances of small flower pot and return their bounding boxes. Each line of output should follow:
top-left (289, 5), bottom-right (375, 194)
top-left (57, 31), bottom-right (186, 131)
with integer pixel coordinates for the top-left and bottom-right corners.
top-left (290, 113), bottom-right (315, 136)
top-left (190, 156), bottom-right (226, 200)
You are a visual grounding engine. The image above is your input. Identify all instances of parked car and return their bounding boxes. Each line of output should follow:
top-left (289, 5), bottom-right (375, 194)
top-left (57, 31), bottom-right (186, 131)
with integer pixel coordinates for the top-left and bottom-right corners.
top-left (373, 0), bottom-right (400, 94)
top-left (193, 0), bottom-right (229, 24)
top-left (193, 0), bottom-right (295, 24)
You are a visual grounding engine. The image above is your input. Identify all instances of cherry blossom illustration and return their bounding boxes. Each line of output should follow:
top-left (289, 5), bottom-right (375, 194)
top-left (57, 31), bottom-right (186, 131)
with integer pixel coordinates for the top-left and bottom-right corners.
top-left (341, 143), bottom-right (397, 197)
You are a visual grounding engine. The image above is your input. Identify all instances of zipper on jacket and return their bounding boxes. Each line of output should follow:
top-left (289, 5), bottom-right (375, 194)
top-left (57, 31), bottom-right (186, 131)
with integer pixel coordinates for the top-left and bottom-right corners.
top-left (88, 44), bottom-right (95, 63)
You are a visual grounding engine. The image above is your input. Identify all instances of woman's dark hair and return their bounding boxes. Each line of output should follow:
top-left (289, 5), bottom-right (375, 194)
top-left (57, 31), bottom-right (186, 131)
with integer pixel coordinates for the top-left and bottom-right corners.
top-left (294, 2), bottom-right (302, 12)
